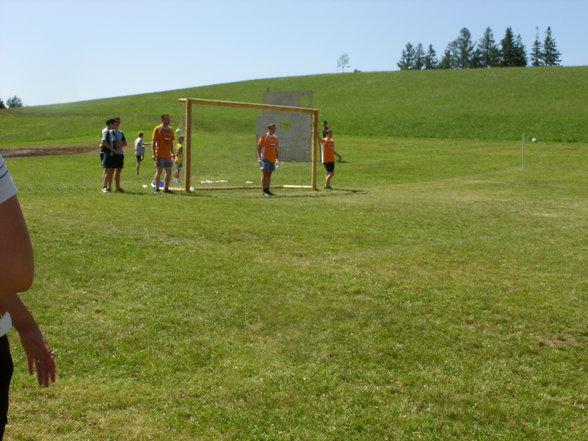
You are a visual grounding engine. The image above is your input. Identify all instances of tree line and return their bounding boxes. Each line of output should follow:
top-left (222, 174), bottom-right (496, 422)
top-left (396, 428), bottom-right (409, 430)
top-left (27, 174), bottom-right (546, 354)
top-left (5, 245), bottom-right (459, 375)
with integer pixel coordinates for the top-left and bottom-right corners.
top-left (0, 96), bottom-right (24, 109)
top-left (398, 26), bottom-right (561, 70)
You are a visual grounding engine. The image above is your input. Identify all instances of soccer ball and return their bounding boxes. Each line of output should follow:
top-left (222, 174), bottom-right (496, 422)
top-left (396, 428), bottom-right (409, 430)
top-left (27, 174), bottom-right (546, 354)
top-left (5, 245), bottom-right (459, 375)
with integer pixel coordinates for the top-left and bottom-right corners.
top-left (176, 128), bottom-right (183, 135)
top-left (531, 138), bottom-right (537, 143)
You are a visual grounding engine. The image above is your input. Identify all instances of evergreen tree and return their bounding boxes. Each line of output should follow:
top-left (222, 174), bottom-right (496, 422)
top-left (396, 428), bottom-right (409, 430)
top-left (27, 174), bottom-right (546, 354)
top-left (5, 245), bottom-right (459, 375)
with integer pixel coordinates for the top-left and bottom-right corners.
top-left (478, 27), bottom-right (500, 68)
top-left (438, 46), bottom-right (454, 69)
top-left (414, 43), bottom-right (425, 70)
top-left (397, 42), bottom-right (416, 70)
top-left (513, 34), bottom-right (528, 66)
top-left (470, 48), bottom-right (483, 68)
top-left (6, 96), bottom-right (23, 108)
top-left (542, 26), bottom-right (561, 66)
top-left (531, 27), bottom-right (544, 66)
top-left (500, 27), bottom-right (518, 66)
top-left (0, 99), bottom-right (5, 110)
top-left (455, 27), bottom-right (475, 69)
top-left (423, 44), bottom-right (438, 69)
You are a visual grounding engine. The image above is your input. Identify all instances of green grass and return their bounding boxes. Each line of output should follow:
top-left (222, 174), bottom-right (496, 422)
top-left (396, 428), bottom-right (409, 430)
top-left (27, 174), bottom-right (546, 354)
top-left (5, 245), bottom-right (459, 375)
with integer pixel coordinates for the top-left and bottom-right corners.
top-left (4, 135), bottom-right (587, 440)
top-left (1, 66), bottom-right (587, 149)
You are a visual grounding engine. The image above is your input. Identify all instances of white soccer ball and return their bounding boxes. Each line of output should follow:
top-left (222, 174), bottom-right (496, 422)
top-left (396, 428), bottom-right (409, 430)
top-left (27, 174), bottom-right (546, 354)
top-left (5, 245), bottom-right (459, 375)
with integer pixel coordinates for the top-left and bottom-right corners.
top-left (531, 138), bottom-right (537, 143)
top-left (176, 128), bottom-right (183, 135)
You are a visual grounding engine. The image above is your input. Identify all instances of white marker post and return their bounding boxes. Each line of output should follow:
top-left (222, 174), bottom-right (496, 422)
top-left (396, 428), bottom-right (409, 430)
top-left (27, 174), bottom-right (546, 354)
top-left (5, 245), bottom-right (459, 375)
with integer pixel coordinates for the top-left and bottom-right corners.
top-left (522, 133), bottom-right (525, 169)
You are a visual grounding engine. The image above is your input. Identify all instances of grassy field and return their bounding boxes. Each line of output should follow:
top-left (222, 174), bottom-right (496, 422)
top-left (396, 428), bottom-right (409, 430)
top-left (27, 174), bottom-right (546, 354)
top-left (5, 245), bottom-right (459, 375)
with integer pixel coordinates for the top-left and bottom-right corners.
top-left (4, 133), bottom-right (587, 440)
top-left (1, 66), bottom-right (587, 149)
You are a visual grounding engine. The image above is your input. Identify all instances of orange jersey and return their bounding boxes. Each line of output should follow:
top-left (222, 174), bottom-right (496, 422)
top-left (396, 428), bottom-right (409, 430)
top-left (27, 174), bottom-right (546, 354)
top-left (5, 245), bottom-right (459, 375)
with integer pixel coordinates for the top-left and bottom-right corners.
top-left (258, 133), bottom-right (279, 163)
top-left (152, 124), bottom-right (175, 158)
top-left (321, 138), bottom-right (335, 163)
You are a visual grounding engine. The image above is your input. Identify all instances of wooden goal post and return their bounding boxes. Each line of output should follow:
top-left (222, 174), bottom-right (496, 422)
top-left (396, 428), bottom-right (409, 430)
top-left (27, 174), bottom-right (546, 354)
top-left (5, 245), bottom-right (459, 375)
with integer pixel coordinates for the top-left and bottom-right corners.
top-left (177, 98), bottom-right (320, 192)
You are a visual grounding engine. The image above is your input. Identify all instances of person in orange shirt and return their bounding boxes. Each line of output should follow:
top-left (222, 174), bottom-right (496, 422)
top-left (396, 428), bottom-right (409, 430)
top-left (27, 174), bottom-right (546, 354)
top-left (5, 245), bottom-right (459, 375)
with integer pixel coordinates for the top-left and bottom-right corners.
top-left (321, 129), bottom-right (336, 189)
top-left (257, 123), bottom-right (280, 196)
top-left (151, 113), bottom-right (176, 194)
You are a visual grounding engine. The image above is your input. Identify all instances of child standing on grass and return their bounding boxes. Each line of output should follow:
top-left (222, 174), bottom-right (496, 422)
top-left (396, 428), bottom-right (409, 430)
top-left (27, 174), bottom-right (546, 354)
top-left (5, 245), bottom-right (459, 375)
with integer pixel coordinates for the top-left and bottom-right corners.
top-left (320, 129), bottom-right (336, 189)
top-left (100, 118), bottom-right (117, 192)
top-left (151, 113), bottom-right (176, 194)
top-left (174, 136), bottom-right (184, 183)
top-left (134, 131), bottom-right (150, 175)
top-left (257, 123), bottom-right (280, 196)
top-left (112, 117), bottom-right (127, 193)
top-left (0, 154), bottom-right (56, 440)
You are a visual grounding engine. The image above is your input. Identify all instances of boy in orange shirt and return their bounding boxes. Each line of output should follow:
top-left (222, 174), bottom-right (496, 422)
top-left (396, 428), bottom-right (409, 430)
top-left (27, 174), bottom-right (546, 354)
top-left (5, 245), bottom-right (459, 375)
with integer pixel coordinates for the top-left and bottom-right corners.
top-left (151, 113), bottom-right (176, 193)
top-left (321, 129), bottom-right (336, 189)
top-left (257, 123), bottom-right (280, 196)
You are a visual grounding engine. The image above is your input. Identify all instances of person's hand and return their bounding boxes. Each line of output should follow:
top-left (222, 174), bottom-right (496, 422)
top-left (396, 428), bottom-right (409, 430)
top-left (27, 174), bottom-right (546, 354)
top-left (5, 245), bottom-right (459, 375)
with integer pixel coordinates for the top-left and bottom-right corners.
top-left (17, 327), bottom-right (56, 387)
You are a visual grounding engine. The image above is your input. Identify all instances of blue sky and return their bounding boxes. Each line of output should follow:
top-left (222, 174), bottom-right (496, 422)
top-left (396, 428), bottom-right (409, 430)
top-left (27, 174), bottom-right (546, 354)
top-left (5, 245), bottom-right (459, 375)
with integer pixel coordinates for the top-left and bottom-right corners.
top-left (1, 0), bottom-right (586, 106)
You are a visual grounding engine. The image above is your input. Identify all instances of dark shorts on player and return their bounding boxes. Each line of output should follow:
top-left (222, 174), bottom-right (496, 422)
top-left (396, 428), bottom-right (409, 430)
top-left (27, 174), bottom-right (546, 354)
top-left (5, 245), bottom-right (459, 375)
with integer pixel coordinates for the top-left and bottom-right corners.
top-left (323, 162), bottom-right (335, 173)
top-left (113, 154), bottom-right (124, 169)
top-left (100, 151), bottom-right (116, 169)
top-left (136, 155), bottom-right (143, 163)
top-left (261, 159), bottom-right (275, 171)
top-left (155, 158), bottom-right (173, 168)
top-left (0, 335), bottom-right (13, 437)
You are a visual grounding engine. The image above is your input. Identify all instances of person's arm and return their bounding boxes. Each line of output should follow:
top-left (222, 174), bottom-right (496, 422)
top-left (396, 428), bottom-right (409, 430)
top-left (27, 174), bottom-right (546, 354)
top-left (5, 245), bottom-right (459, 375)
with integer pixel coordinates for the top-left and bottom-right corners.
top-left (0, 294), bottom-right (56, 387)
top-left (0, 194), bottom-right (56, 387)
top-left (257, 136), bottom-right (263, 160)
top-left (0, 196), bottom-right (33, 298)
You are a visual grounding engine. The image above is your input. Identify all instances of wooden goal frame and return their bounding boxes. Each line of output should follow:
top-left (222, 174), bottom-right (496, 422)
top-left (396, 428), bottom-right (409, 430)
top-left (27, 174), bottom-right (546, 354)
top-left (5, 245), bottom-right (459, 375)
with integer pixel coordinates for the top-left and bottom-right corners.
top-left (177, 98), bottom-right (320, 192)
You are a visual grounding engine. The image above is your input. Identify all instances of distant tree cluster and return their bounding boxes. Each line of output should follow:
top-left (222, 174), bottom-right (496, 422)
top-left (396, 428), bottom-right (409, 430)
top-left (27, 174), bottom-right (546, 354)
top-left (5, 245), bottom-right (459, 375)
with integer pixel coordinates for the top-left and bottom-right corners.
top-left (398, 26), bottom-right (561, 71)
top-left (0, 96), bottom-right (24, 109)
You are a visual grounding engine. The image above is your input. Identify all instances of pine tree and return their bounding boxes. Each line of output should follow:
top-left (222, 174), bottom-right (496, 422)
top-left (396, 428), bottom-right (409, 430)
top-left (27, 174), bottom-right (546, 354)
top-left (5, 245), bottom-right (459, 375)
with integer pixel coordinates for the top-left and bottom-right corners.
top-left (397, 42), bottom-right (416, 70)
top-left (424, 44), bottom-right (438, 69)
top-left (513, 34), bottom-right (528, 66)
top-left (470, 48), bottom-right (483, 68)
top-left (0, 99), bottom-right (5, 110)
top-left (542, 26), bottom-right (561, 66)
top-left (531, 27), bottom-right (544, 66)
top-left (500, 27), bottom-right (518, 66)
top-left (6, 96), bottom-right (23, 108)
top-left (414, 43), bottom-right (425, 70)
top-left (438, 46), bottom-right (454, 69)
top-left (455, 27), bottom-right (475, 69)
top-left (478, 27), bottom-right (500, 68)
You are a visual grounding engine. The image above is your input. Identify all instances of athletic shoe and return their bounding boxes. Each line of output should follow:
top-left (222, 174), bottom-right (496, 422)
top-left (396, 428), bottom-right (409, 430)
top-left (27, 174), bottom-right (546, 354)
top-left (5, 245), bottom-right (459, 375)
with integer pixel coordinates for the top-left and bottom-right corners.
top-left (163, 188), bottom-right (175, 194)
top-left (262, 192), bottom-right (271, 197)
top-left (115, 188), bottom-right (125, 193)
top-left (101, 187), bottom-right (111, 193)
top-left (153, 188), bottom-right (160, 194)
top-left (324, 186), bottom-right (333, 190)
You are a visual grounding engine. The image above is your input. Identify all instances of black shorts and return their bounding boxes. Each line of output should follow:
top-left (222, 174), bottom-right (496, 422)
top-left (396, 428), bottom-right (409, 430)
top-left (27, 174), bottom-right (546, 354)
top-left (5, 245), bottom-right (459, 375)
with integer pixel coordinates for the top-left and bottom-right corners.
top-left (113, 154), bottom-right (124, 169)
top-left (100, 151), bottom-right (116, 169)
top-left (136, 155), bottom-right (143, 163)
top-left (323, 162), bottom-right (335, 173)
top-left (0, 336), bottom-right (13, 434)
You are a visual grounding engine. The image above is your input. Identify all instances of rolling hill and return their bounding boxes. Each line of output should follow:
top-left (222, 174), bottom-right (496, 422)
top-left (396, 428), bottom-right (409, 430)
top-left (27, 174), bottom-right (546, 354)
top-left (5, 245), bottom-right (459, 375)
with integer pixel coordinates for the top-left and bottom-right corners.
top-left (0, 66), bottom-right (586, 149)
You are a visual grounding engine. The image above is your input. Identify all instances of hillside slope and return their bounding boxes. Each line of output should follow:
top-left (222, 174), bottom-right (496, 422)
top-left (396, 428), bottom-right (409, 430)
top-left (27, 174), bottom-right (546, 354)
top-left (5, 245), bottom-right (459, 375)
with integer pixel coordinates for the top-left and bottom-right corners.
top-left (0, 66), bottom-right (586, 148)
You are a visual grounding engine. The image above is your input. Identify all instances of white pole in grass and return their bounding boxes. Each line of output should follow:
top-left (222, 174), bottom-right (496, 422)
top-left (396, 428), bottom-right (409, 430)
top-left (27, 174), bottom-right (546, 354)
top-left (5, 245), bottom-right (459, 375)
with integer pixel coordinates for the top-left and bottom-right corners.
top-left (522, 132), bottom-right (525, 169)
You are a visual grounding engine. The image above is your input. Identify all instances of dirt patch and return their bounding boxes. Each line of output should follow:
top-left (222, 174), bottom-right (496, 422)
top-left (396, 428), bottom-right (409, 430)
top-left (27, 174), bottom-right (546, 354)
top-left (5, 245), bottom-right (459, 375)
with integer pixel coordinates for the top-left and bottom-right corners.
top-left (542, 333), bottom-right (577, 347)
top-left (0, 145), bottom-right (97, 158)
